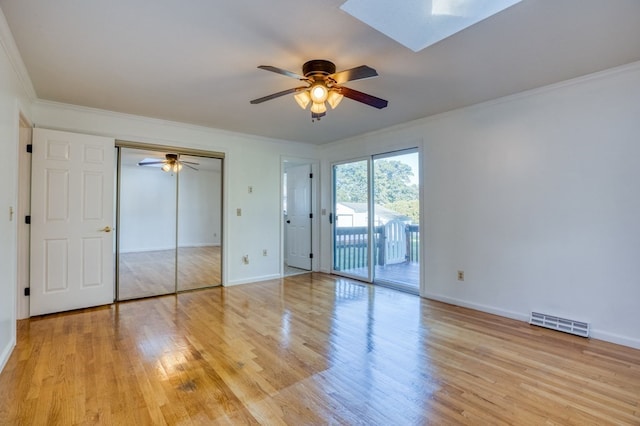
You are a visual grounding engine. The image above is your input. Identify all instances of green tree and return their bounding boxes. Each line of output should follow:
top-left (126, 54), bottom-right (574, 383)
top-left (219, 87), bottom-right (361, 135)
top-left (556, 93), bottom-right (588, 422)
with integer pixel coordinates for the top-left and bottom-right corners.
top-left (385, 199), bottom-right (419, 224)
top-left (335, 161), bottom-right (369, 203)
top-left (335, 160), bottom-right (418, 210)
top-left (373, 160), bottom-right (418, 205)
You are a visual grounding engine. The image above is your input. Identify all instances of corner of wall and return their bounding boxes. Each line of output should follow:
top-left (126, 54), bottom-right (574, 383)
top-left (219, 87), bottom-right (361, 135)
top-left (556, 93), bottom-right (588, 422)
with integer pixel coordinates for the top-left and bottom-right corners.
top-left (0, 333), bottom-right (15, 374)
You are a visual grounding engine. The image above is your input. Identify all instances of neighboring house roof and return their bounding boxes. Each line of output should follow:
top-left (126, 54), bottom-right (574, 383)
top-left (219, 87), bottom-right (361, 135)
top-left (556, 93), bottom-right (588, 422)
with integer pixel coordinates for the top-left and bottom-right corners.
top-left (336, 202), bottom-right (410, 223)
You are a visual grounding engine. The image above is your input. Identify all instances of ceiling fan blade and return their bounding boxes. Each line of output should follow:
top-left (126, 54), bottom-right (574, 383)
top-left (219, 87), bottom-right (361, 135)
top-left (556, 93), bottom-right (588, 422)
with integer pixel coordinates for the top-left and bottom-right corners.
top-left (250, 86), bottom-right (307, 104)
top-left (138, 160), bottom-right (165, 166)
top-left (258, 65), bottom-right (305, 80)
top-left (183, 163), bottom-right (198, 171)
top-left (329, 65), bottom-right (378, 84)
top-left (180, 160), bottom-right (200, 165)
top-left (340, 87), bottom-right (388, 109)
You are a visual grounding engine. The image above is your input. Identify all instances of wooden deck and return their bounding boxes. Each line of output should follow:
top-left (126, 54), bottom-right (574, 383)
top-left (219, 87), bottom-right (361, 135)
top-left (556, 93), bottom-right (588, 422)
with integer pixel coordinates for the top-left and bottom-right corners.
top-left (2, 273), bottom-right (639, 424)
top-left (335, 261), bottom-right (421, 290)
top-left (375, 261), bottom-right (420, 289)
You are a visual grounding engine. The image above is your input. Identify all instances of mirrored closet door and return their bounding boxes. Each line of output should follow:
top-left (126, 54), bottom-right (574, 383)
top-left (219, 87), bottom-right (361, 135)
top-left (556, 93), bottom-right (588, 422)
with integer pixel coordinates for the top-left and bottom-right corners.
top-left (116, 147), bottom-right (223, 300)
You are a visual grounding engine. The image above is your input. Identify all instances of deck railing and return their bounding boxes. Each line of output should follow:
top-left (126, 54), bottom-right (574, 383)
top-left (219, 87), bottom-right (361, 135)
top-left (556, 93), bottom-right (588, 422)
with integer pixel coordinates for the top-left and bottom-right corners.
top-left (334, 224), bottom-right (420, 271)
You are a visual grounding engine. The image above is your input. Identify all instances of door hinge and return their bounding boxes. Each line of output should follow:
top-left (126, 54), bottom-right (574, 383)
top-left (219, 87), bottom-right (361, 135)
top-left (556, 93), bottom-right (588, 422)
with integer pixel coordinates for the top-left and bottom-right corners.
top-left (309, 173), bottom-right (313, 179)
top-left (26, 144), bottom-right (32, 153)
top-left (309, 213), bottom-right (313, 219)
top-left (24, 287), bottom-right (30, 296)
top-left (25, 215), bottom-right (31, 224)
top-left (309, 253), bottom-right (314, 259)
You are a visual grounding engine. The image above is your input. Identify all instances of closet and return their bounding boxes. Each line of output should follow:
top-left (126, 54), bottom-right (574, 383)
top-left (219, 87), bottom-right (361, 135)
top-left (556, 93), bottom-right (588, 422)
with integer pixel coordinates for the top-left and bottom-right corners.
top-left (116, 145), bottom-right (223, 300)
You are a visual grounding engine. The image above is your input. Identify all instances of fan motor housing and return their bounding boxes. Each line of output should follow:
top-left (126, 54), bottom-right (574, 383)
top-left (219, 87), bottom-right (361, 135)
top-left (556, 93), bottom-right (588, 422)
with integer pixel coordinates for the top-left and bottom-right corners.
top-left (303, 60), bottom-right (336, 77)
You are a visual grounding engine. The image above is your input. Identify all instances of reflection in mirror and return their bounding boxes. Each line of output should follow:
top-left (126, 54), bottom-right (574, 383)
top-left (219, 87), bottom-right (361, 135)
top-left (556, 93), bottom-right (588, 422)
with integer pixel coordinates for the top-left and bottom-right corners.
top-left (177, 155), bottom-right (222, 291)
top-left (117, 149), bottom-right (223, 300)
top-left (118, 148), bottom-right (177, 299)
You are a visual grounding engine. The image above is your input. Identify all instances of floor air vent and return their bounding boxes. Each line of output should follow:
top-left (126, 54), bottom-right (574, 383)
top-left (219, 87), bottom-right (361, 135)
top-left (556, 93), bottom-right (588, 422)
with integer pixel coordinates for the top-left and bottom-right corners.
top-left (529, 312), bottom-right (590, 338)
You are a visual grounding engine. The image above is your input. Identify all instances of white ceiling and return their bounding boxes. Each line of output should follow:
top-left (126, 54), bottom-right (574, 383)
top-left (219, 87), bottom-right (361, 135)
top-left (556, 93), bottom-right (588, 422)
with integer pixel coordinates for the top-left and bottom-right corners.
top-left (1, 0), bottom-right (640, 145)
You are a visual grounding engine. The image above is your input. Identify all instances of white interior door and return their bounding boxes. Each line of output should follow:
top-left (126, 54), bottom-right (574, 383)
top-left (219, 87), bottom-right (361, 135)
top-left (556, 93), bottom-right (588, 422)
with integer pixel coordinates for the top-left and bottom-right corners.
top-left (286, 164), bottom-right (311, 270)
top-left (30, 128), bottom-right (115, 316)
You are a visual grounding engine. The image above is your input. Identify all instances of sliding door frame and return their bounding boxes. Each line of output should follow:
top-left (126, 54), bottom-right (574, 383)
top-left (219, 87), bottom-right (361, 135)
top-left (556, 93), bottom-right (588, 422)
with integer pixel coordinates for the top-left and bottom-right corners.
top-left (330, 157), bottom-right (374, 283)
top-left (330, 147), bottom-right (423, 294)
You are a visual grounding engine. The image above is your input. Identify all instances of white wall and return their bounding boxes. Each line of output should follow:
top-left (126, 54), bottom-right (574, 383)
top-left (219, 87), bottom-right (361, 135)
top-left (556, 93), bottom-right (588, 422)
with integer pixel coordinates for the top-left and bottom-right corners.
top-left (119, 164), bottom-right (221, 252)
top-left (319, 62), bottom-right (640, 349)
top-left (178, 166), bottom-right (222, 248)
top-left (119, 164), bottom-right (178, 252)
top-left (32, 101), bottom-right (318, 286)
top-left (0, 11), bottom-right (33, 370)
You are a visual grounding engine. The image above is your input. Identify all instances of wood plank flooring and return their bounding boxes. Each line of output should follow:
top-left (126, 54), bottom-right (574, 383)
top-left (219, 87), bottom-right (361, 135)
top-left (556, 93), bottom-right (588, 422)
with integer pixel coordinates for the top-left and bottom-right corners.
top-left (1, 273), bottom-right (639, 425)
top-left (118, 246), bottom-right (221, 300)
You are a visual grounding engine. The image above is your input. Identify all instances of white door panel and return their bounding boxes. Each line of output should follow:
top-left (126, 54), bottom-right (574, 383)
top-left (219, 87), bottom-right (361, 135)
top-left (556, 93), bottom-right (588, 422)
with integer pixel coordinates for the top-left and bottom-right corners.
top-left (286, 164), bottom-right (311, 270)
top-left (30, 128), bottom-right (115, 316)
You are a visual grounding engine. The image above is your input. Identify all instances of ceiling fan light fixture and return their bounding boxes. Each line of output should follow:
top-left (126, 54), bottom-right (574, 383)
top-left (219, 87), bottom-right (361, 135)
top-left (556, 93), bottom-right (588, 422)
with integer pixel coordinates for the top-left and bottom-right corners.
top-left (310, 102), bottom-right (327, 114)
top-left (251, 59), bottom-right (388, 120)
top-left (310, 84), bottom-right (328, 103)
top-left (294, 90), bottom-right (311, 109)
top-left (162, 163), bottom-right (172, 172)
top-left (327, 90), bottom-right (344, 109)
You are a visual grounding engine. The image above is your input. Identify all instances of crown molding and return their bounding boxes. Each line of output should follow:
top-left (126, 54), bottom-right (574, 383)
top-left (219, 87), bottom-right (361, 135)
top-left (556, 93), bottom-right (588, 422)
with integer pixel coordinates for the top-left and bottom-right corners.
top-left (0, 7), bottom-right (36, 100)
top-left (325, 59), bottom-right (640, 148)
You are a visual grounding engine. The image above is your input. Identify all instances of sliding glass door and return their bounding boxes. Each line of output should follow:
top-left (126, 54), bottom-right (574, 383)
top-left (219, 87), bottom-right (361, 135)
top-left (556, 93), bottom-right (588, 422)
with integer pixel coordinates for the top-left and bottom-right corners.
top-left (332, 149), bottom-right (420, 293)
top-left (116, 147), bottom-right (222, 300)
top-left (332, 159), bottom-right (371, 281)
top-left (372, 150), bottom-right (420, 292)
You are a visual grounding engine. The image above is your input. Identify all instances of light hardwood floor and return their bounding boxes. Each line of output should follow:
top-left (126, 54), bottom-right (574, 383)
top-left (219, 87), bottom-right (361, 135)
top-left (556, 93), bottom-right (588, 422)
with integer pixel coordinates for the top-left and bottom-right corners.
top-left (119, 246), bottom-right (221, 300)
top-left (1, 273), bottom-right (639, 424)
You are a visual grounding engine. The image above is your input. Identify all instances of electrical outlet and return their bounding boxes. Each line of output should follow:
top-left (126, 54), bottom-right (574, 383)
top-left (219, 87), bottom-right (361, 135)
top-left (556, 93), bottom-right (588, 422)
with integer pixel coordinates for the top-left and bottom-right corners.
top-left (457, 270), bottom-right (465, 281)
top-left (236, 208), bottom-right (242, 216)
top-left (262, 249), bottom-right (267, 256)
top-left (242, 255), bottom-right (249, 264)
top-left (248, 186), bottom-right (253, 194)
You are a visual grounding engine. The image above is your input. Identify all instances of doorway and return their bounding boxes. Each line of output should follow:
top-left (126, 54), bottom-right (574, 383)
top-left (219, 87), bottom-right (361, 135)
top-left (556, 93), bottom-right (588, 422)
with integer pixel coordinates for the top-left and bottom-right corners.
top-left (331, 149), bottom-right (421, 293)
top-left (282, 159), bottom-right (315, 276)
top-left (116, 146), bottom-right (223, 300)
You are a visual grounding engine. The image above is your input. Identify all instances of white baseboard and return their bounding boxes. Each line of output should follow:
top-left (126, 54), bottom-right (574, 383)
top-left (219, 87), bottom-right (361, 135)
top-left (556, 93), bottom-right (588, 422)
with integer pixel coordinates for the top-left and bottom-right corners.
top-left (590, 330), bottom-right (640, 350)
top-left (422, 292), bottom-right (529, 322)
top-left (225, 273), bottom-right (281, 287)
top-left (0, 338), bottom-right (15, 374)
top-left (422, 292), bottom-right (640, 350)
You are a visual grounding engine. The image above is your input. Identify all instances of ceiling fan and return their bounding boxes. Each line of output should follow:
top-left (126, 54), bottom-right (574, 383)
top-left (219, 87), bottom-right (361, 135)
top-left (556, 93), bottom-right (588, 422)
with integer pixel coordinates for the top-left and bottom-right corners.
top-left (250, 59), bottom-right (388, 120)
top-left (137, 153), bottom-right (199, 173)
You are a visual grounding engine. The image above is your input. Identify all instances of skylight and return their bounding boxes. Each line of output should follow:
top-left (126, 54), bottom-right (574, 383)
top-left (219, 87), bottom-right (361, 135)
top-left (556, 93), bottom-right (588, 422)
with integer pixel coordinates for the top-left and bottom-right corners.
top-left (340, 0), bottom-right (523, 52)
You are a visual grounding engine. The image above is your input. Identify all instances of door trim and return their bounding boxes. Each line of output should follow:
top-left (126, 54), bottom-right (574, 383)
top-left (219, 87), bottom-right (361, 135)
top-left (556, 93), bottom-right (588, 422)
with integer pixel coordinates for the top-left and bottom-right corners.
top-left (16, 113), bottom-right (32, 320)
top-left (281, 157), bottom-right (319, 276)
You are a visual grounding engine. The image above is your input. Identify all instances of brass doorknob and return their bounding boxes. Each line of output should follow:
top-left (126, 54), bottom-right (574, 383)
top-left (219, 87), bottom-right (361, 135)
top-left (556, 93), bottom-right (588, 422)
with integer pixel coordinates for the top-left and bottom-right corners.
top-left (101, 226), bottom-right (112, 233)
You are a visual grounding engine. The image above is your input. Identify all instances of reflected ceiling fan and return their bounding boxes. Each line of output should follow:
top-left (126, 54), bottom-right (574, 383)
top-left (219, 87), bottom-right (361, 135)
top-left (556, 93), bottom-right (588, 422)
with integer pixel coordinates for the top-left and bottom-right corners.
top-left (250, 59), bottom-right (388, 120)
top-left (137, 153), bottom-right (199, 173)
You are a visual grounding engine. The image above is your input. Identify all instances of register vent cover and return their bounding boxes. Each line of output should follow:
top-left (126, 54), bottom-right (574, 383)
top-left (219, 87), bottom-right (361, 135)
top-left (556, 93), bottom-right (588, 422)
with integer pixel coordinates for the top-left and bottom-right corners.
top-left (529, 312), bottom-right (590, 338)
